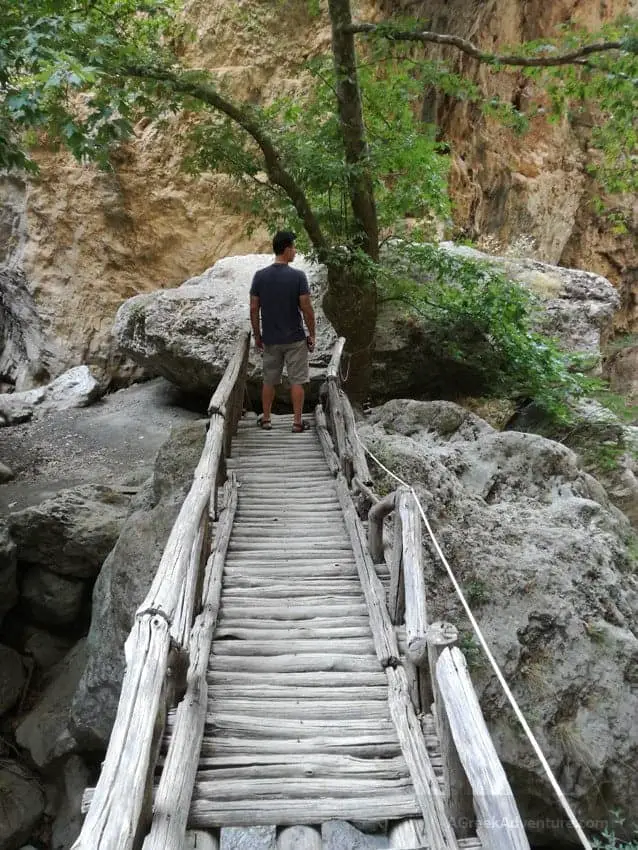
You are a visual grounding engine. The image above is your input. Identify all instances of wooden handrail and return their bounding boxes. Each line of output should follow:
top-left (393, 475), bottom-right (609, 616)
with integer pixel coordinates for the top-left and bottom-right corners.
top-left (73, 332), bottom-right (251, 850)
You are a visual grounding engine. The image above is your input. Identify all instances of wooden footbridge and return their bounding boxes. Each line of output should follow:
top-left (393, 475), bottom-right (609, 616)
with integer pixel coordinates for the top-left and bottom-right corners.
top-left (75, 334), bottom-right (531, 850)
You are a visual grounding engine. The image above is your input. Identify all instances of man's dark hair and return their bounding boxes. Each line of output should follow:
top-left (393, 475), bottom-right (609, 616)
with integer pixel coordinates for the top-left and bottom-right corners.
top-left (273, 230), bottom-right (296, 255)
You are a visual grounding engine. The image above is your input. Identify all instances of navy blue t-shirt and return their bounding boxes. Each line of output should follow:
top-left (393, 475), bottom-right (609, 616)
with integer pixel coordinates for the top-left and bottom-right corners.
top-left (250, 263), bottom-right (310, 345)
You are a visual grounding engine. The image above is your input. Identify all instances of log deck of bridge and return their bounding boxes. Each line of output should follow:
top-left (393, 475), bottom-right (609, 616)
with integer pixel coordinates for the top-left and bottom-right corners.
top-left (186, 413), bottom-right (420, 827)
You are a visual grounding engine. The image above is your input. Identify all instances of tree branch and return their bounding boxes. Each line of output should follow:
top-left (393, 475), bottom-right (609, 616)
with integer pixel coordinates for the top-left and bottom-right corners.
top-left (121, 65), bottom-right (328, 252)
top-left (345, 23), bottom-right (625, 68)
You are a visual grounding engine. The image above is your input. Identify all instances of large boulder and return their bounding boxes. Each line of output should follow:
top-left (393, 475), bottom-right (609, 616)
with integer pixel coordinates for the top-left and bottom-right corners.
top-left (70, 419), bottom-right (207, 749)
top-left (20, 567), bottom-right (85, 628)
top-left (0, 644), bottom-right (25, 716)
top-left (0, 366), bottom-right (102, 427)
top-left (15, 640), bottom-right (87, 768)
top-left (8, 485), bottom-right (133, 578)
top-left (113, 255), bottom-right (336, 397)
top-left (359, 400), bottom-right (637, 841)
top-left (113, 248), bottom-right (619, 402)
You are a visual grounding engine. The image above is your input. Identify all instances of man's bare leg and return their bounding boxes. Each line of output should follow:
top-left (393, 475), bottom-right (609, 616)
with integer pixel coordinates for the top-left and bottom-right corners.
top-left (290, 383), bottom-right (304, 426)
top-left (262, 384), bottom-right (276, 422)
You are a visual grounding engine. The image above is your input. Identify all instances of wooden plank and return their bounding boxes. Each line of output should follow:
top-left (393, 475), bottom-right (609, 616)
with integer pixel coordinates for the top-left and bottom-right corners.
top-left (386, 665), bottom-right (460, 850)
top-left (207, 684), bottom-right (388, 701)
top-left (210, 637), bottom-right (376, 656)
top-left (202, 699), bottom-right (389, 719)
top-left (206, 670), bottom-right (387, 687)
top-left (218, 603), bottom-right (366, 619)
top-left (194, 753), bottom-right (407, 775)
top-left (197, 736), bottom-right (402, 759)
top-left (142, 481), bottom-right (238, 850)
top-left (188, 795), bottom-right (419, 827)
top-left (208, 654), bottom-right (381, 673)
top-left (198, 715), bottom-right (397, 739)
top-left (216, 617), bottom-right (373, 631)
top-left (72, 615), bottom-right (171, 850)
top-left (194, 777), bottom-right (414, 800)
top-left (213, 625), bottom-right (371, 640)
top-left (436, 647), bottom-right (530, 850)
top-left (185, 832), bottom-right (219, 850)
top-left (335, 475), bottom-right (400, 668)
top-left (220, 585), bottom-right (363, 599)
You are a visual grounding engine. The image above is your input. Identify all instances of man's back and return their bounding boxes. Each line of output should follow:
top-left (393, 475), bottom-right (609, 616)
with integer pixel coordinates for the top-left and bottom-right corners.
top-left (250, 263), bottom-right (309, 346)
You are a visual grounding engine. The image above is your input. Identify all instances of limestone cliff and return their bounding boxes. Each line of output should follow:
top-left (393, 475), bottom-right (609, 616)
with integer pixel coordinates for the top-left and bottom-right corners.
top-left (0, 0), bottom-right (635, 389)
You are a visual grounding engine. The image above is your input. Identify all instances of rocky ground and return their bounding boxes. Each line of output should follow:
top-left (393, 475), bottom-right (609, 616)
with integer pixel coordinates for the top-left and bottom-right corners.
top-left (0, 378), bottom-right (204, 513)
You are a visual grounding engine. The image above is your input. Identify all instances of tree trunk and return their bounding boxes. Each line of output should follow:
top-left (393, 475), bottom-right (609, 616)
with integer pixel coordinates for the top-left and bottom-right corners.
top-left (323, 263), bottom-right (377, 403)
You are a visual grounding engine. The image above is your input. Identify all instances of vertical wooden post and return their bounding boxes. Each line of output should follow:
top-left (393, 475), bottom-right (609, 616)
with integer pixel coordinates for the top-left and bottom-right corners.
top-left (398, 490), bottom-right (428, 666)
top-left (387, 489), bottom-right (408, 625)
top-left (428, 621), bottom-right (474, 838)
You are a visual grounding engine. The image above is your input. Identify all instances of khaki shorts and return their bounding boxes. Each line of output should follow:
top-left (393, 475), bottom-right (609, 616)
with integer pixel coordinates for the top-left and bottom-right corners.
top-left (263, 340), bottom-right (309, 385)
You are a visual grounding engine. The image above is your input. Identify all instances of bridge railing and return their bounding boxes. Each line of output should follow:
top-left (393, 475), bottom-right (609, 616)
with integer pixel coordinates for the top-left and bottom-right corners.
top-left (74, 331), bottom-right (251, 850)
top-left (320, 337), bottom-right (530, 850)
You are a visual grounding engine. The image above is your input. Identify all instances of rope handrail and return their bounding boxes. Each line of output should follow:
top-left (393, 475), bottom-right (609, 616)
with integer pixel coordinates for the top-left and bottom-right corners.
top-left (355, 434), bottom-right (593, 850)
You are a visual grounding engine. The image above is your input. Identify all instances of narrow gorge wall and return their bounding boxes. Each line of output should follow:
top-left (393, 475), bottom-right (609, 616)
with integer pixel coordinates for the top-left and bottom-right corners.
top-left (1, 0), bottom-right (635, 389)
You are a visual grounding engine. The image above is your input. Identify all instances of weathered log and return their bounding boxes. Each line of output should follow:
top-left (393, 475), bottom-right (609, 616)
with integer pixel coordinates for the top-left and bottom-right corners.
top-left (315, 404), bottom-right (341, 475)
top-left (389, 818), bottom-right (427, 849)
top-left (398, 489), bottom-right (427, 666)
top-left (387, 491), bottom-right (407, 625)
top-left (277, 825), bottom-right (322, 850)
top-left (340, 389), bottom-right (372, 484)
top-left (335, 475), bottom-right (399, 667)
top-left (368, 491), bottom-right (396, 564)
top-left (184, 832), bottom-right (219, 850)
top-left (207, 332), bottom-right (251, 417)
top-left (171, 521), bottom-right (206, 654)
top-left (142, 481), bottom-right (238, 850)
top-left (72, 615), bottom-right (171, 850)
top-left (327, 336), bottom-right (346, 381)
top-left (436, 647), bottom-right (531, 850)
top-left (427, 622), bottom-right (474, 838)
top-left (328, 380), bottom-right (352, 477)
top-left (386, 665), bottom-right (460, 850)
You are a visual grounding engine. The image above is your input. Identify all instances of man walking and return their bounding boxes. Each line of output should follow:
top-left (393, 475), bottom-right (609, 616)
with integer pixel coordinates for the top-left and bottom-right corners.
top-left (250, 230), bottom-right (316, 432)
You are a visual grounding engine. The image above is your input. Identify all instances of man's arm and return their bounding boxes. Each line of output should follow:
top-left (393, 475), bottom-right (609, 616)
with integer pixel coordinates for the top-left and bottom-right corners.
top-left (299, 293), bottom-right (316, 351)
top-left (250, 295), bottom-right (263, 350)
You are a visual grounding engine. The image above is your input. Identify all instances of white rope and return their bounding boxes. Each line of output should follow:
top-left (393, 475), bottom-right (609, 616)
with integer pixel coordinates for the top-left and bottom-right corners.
top-left (357, 434), bottom-right (593, 850)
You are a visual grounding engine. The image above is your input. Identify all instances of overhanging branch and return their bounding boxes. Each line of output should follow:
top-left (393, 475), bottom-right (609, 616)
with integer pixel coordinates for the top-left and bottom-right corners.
top-left (121, 65), bottom-right (328, 252)
top-left (345, 23), bottom-right (625, 68)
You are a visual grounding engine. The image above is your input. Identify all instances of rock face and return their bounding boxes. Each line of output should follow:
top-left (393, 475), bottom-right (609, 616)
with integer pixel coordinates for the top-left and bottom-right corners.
top-left (359, 400), bottom-right (637, 839)
top-left (0, 521), bottom-right (18, 624)
top-left (71, 419), bottom-right (207, 748)
top-left (20, 567), bottom-right (86, 628)
top-left (113, 255), bottom-right (336, 396)
top-left (0, 644), bottom-right (25, 716)
top-left (0, 0), bottom-right (634, 392)
top-left (8, 485), bottom-right (133, 578)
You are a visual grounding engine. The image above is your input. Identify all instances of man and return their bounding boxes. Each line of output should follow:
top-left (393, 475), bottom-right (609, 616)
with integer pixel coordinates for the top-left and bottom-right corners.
top-left (250, 230), bottom-right (316, 432)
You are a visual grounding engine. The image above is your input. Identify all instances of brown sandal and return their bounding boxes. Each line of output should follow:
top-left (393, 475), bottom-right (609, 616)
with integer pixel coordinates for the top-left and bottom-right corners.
top-left (258, 415), bottom-right (272, 430)
top-left (292, 420), bottom-right (310, 433)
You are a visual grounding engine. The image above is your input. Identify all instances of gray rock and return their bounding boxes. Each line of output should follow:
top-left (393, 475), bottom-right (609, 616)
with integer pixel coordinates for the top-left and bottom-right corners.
top-left (360, 399), bottom-right (638, 836)
top-left (0, 461), bottom-right (14, 482)
top-left (0, 762), bottom-right (45, 850)
top-left (0, 521), bottom-right (18, 624)
top-left (0, 366), bottom-right (102, 427)
top-left (220, 827), bottom-right (276, 850)
top-left (71, 420), bottom-right (207, 749)
top-left (0, 644), bottom-right (25, 716)
top-left (23, 628), bottom-right (75, 671)
top-left (21, 566), bottom-right (85, 627)
top-left (15, 640), bottom-right (86, 768)
top-left (50, 755), bottom-right (91, 850)
top-left (113, 254), bottom-right (336, 396)
top-left (321, 821), bottom-right (378, 850)
top-left (8, 485), bottom-right (133, 578)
